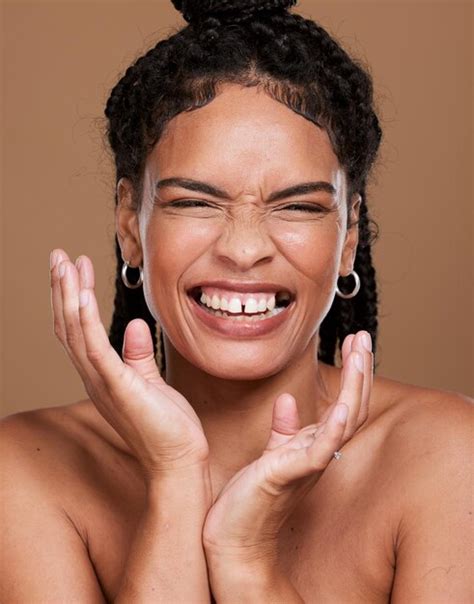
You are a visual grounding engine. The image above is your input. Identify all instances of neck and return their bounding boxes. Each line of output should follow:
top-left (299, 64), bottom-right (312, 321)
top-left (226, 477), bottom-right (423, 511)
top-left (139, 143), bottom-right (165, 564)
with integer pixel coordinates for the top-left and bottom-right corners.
top-left (164, 335), bottom-right (335, 482)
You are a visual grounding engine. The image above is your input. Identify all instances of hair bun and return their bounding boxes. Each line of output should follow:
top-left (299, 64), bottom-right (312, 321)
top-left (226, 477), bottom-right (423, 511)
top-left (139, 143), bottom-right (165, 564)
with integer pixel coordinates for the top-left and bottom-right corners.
top-left (171, 0), bottom-right (297, 25)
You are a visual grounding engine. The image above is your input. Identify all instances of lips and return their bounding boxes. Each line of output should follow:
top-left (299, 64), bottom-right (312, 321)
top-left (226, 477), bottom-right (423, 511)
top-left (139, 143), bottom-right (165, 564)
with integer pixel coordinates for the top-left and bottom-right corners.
top-left (186, 280), bottom-right (295, 337)
top-left (188, 283), bottom-right (293, 313)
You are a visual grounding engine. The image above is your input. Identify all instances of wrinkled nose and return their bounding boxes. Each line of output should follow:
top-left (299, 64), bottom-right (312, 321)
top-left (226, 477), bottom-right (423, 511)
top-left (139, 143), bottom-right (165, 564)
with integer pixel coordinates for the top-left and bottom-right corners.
top-left (212, 217), bottom-right (276, 271)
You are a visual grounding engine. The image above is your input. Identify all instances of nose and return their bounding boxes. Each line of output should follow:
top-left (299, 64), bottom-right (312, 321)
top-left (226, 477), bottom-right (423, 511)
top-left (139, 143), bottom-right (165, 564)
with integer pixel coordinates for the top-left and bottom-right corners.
top-left (212, 213), bottom-right (276, 271)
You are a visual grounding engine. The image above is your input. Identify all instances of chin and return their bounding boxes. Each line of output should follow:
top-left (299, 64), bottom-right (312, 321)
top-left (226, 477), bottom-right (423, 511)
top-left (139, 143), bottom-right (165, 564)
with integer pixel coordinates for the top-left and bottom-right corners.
top-left (194, 350), bottom-right (289, 382)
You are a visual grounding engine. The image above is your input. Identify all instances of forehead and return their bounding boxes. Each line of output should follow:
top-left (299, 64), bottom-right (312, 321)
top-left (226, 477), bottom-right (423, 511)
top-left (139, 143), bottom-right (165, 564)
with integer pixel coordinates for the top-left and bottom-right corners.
top-left (150, 83), bottom-right (341, 189)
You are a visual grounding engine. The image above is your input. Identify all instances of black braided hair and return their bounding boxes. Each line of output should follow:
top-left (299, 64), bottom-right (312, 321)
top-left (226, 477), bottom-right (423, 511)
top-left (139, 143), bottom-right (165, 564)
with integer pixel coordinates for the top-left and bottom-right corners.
top-left (105, 0), bottom-right (382, 371)
top-left (172, 0), bottom-right (297, 24)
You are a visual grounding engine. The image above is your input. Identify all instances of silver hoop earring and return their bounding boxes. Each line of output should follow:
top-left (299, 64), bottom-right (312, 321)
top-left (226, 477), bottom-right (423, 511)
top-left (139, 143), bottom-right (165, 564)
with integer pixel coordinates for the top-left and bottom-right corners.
top-left (121, 260), bottom-right (143, 289)
top-left (336, 270), bottom-right (360, 299)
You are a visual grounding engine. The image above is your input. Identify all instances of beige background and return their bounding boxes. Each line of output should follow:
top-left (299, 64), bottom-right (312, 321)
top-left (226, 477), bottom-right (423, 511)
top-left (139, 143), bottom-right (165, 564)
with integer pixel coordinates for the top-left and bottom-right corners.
top-left (1, 1), bottom-right (472, 417)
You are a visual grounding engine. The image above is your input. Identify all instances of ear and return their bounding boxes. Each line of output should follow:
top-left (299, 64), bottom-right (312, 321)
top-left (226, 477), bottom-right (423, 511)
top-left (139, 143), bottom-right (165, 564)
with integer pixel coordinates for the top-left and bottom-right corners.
top-left (115, 178), bottom-right (143, 266)
top-left (339, 193), bottom-right (361, 276)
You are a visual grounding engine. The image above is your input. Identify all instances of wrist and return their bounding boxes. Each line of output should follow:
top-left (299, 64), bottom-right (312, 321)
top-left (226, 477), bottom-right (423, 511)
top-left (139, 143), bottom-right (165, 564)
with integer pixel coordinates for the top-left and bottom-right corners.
top-left (208, 556), bottom-right (273, 601)
top-left (207, 558), bottom-right (303, 603)
top-left (144, 452), bottom-right (210, 479)
top-left (204, 537), bottom-right (277, 568)
top-left (146, 461), bottom-right (213, 507)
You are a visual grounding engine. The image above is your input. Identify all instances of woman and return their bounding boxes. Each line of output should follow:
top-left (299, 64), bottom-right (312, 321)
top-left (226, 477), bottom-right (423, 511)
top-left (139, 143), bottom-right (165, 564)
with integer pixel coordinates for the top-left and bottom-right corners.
top-left (2, 0), bottom-right (472, 602)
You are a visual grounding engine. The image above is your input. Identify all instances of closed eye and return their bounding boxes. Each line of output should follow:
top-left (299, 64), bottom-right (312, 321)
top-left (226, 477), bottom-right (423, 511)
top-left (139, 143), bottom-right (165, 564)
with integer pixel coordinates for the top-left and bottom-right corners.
top-left (168, 199), bottom-right (213, 208)
top-left (166, 200), bottom-right (329, 213)
top-left (278, 204), bottom-right (328, 213)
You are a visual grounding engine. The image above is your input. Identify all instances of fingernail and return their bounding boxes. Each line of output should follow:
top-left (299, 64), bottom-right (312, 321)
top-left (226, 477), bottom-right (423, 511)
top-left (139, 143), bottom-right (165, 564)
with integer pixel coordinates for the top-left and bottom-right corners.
top-left (353, 352), bottom-right (364, 373)
top-left (59, 262), bottom-right (66, 278)
top-left (361, 332), bottom-right (372, 352)
top-left (49, 251), bottom-right (57, 269)
top-left (79, 290), bottom-right (89, 307)
top-left (75, 257), bottom-right (82, 271)
top-left (335, 404), bottom-right (348, 423)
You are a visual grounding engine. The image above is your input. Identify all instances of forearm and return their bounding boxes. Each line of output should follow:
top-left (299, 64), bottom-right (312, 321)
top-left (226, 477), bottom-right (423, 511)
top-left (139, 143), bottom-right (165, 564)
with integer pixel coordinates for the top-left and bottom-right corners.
top-left (115, 464), bottom-right (213, 603)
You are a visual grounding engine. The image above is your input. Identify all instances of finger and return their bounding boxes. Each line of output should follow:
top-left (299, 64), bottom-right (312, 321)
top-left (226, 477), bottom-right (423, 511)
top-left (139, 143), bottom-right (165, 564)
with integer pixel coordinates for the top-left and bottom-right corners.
top-left (268, 403), bottom-right (348, 486)
top-left (311, 332), bottom-right (358, 428)
top-left (265, 393), bottom-right (301, 452)
top-left (338, 350), bottom-right (364, 440)
top-left (339, 333), bottom-right (355, 389)
top-left (51, 251), bottom-right (110, 409)
top-left (315, 399), bottom-right (336, 427)
top-left (53, 254), bottom-right (125, 430)
top-left (59, 261), bottom-right (85, 356)
top-left (50, 249), bottom-right (71, 349)
top-left (313, 333), bottom-right (355, 427)
top-left (75, 254), bottom-right (95, 289)
top-left (58, 260), bottom-right (101, 393)
top-left (285, 422), bottom-right (324, 450)
top-left (122, 319), bottom-right (165, 386)
top-left (74, 256), bottom-right (108, 380)
top-left (351, 331), bottom-right (373, 426)
top-left (78, 282), bottom-right (138, 396)
top-left (306, 402), bottom-right (348, 467)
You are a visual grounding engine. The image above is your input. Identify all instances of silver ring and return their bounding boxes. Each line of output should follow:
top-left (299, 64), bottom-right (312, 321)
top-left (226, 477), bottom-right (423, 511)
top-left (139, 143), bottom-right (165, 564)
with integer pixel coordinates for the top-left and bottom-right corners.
top-left (333, 451), bottom-right (342, 460)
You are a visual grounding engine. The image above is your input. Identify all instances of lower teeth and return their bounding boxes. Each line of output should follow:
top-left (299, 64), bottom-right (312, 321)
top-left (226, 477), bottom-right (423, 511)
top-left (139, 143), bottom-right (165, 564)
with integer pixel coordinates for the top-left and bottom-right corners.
top-left (201, 304), bottom-right (285, 321)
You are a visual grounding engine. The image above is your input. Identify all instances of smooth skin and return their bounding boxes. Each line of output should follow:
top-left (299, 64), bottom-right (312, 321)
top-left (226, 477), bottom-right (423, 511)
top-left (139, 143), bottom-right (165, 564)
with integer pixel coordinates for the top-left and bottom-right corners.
top-left (1, 85), bottom-right (472, 603)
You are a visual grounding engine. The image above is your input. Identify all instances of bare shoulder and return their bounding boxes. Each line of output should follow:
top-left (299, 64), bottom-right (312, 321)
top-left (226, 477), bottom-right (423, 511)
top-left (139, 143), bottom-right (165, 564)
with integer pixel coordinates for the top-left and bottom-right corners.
top-left (323, 361), bottom-right (472, 454)
top-left (1, 400), bottom-right (102, 471)
top-left (0, 402), bottom-right (118, 601)
top-left (0, 400), bottom-right (131, 508)
top-left (371, 375), bottom-right (473, 457)
top-left (362, 380), bottom-right (473, 600)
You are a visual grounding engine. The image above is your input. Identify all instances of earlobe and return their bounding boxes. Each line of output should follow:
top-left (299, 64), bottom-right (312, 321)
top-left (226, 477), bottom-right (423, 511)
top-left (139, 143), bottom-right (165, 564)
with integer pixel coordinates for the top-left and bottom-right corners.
top-left (115, 178), bottom-right (143, 265)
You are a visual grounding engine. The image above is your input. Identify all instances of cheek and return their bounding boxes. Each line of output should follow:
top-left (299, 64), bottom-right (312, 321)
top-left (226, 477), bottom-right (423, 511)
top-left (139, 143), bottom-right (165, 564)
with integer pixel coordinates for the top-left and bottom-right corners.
top-left (146, 217), bottom-right (219, 271)
top-left (141, 217), bottom-right (221, 318)
top-left (270, 221), bottom-right (342, 286)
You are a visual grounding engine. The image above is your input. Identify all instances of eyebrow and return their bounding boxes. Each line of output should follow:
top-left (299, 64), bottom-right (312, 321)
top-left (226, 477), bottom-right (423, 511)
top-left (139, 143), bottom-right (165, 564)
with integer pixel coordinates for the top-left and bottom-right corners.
top-left (155, 177), bottom-right (336, 202)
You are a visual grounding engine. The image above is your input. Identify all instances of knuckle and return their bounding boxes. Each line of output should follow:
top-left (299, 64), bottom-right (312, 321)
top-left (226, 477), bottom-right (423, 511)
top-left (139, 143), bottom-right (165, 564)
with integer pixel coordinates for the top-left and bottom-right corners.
top-left (307, 453), bottom-right (325, 471)
top-left (65, 329), bottom-right (81, 350)
top-left (86, 347), bottom-right (105, 365)
top-left (323, 425), bottom-right (344, 445)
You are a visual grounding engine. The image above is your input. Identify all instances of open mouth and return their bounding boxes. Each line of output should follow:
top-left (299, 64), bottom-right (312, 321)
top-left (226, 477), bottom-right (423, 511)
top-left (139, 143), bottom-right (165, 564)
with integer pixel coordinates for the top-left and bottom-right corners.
top-left (188, 286), bottom-right (294, 322)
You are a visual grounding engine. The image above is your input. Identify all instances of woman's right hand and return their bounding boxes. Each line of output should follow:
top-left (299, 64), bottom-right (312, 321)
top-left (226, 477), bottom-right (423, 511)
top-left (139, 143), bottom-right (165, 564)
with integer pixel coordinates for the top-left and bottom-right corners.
top-left (50, 249), bottom-right (209, 479)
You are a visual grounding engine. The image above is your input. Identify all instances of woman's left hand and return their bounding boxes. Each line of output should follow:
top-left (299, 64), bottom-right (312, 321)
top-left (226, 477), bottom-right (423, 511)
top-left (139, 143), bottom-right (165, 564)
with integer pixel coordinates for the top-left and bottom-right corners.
top-left (202, 330), bottom-right (373, 572)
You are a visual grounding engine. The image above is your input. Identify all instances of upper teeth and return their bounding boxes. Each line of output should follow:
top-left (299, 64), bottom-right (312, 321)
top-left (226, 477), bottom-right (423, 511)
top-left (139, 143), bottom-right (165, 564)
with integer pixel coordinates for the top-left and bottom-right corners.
top-left (199, 291), bottom-right (278, 314)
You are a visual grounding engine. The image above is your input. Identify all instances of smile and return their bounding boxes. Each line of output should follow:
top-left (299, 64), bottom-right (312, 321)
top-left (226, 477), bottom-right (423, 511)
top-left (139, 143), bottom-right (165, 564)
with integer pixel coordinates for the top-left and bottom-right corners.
top-left (187, 284), bottom-right (295, 337)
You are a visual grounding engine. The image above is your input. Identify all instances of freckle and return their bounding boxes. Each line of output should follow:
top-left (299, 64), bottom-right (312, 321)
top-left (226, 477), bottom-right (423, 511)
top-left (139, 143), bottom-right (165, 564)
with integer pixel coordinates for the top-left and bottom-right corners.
top-left (290, 527), bottom-right (294, 532)
top-left (36, 448), bottom-right (41, 451)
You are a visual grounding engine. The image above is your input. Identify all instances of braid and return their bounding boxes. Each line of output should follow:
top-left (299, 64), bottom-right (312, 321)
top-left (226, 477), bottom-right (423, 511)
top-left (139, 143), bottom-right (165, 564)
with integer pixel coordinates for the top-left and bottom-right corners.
top-left (173, 0), bottom-right (297, 24)
top-left (105, 0), bottom-right (383, 371)
top-left (319, 190), bottom-right (379, 365)
top-left (350, 196), bottom-right (379, 363)
top-left (109, 237), bottom-right (160, 366)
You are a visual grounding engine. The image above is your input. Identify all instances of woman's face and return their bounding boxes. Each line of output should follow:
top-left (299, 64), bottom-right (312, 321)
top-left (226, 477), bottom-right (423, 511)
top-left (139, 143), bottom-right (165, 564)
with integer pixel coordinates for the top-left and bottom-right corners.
top-left (118, 83), bottom-right (359, 379)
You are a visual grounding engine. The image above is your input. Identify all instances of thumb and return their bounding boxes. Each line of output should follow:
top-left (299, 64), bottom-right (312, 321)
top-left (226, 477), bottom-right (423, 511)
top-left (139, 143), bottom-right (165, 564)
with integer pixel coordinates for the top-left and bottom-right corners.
top-left (265, 393), bottom-right (302, 452)
top-left (122, 319), bottom-right (164, 385)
